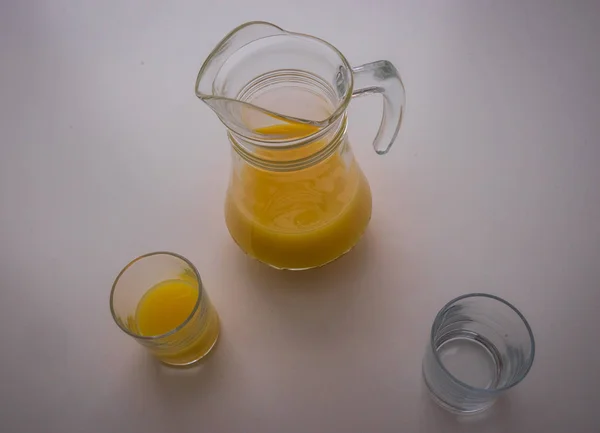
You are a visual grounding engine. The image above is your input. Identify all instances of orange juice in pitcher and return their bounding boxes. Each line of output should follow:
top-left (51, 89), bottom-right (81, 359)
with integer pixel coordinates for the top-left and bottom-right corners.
top-left (225, 120), bottom-right (372, 269)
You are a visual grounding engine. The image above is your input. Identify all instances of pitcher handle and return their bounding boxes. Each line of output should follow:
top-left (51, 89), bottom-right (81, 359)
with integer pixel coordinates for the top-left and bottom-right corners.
top-left (351, 61), bottom-right (406, 155)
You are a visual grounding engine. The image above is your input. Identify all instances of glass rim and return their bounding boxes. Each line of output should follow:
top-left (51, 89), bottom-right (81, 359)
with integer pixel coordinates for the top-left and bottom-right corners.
top-left (109, 251), bottom-right (204, 341)
top-left (430, 292), bottom-right (536, 394)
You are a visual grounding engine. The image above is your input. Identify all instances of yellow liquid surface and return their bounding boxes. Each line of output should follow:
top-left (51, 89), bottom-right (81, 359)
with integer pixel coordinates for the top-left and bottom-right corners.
top-left (225, 122), bottom-right (372, 269)
top-left (135, 278), bottom-right (219, 365)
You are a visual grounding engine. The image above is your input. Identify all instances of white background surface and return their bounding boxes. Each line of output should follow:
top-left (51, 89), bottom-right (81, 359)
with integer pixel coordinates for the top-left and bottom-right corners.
top-left (1, 1), bottom-right (599, 432)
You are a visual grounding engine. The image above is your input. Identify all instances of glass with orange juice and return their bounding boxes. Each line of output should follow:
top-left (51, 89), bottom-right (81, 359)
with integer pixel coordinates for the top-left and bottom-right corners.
top-left (195, 22), bottom-right (405, 269)
top-left (110, 252), bottom-right (219, 366)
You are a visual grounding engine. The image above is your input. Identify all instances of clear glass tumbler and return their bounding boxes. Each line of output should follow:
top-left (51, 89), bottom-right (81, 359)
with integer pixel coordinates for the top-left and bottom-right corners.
top-left (422, 293), bottom-right (535, 414)
top-left (110, 252), bottom-right (220, 367)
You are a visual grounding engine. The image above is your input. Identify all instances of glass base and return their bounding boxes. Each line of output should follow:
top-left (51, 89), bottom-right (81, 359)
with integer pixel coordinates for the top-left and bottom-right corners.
top-left (158, 319), bottom-right (221, 368)
top-left (437, 332), bottom-right (501, 389)
top-left (423, 329), bottom-right (504, 414)
top-left (423, 372), bottom-right (497, 415)
top-left (257, 240), bottom-right (362, 271)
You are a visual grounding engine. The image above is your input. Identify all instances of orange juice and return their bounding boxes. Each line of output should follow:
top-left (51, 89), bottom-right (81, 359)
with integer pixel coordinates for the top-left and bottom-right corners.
top-left (135, 278), bottom-right (219, 365)
top-left (225, 122), bottom-right (372, 269)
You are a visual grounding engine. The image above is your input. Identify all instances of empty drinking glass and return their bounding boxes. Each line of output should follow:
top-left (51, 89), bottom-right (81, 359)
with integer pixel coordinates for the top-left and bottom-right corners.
top-left (422, 293), bottom-right (535, 414)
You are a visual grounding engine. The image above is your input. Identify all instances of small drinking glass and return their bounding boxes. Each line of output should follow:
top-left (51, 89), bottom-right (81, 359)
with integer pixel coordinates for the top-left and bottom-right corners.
top-left (422, 293), bottom-right (535, 414)
top-left (110, 252), bottom-right (220, 367)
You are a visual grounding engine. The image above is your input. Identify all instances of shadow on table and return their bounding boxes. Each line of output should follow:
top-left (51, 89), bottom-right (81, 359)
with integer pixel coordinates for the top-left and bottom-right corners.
top-left (225, 228), bottom-right (412, 350)
top-left (131, 328), bottom-right (243, 410)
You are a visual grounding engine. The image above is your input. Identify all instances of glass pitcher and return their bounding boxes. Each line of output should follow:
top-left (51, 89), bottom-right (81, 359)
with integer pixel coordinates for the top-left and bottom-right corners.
top-left (195, 22), bottom-right (405, 270)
